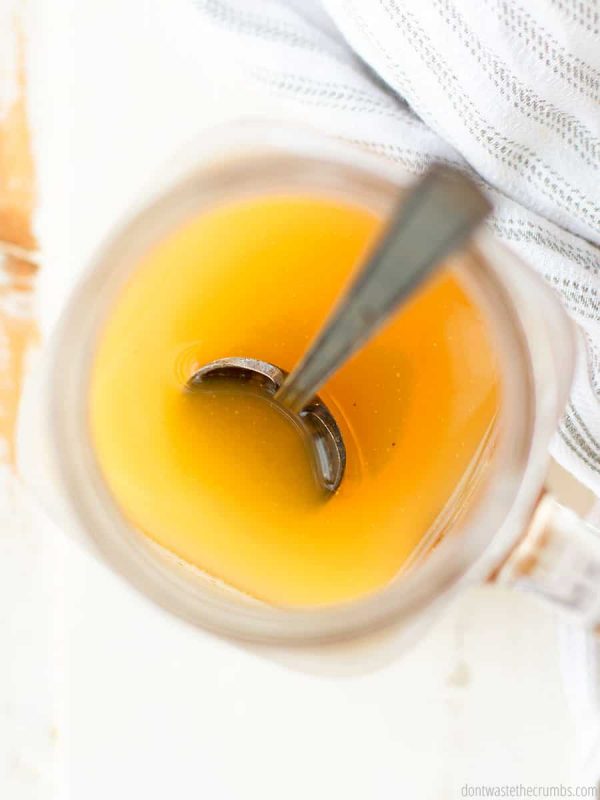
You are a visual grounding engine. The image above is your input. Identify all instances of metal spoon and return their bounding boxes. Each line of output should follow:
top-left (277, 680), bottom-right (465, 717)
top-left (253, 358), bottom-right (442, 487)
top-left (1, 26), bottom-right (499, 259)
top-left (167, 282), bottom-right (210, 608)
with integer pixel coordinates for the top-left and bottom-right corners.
top-left (187, 166), bottom-right (490, 494)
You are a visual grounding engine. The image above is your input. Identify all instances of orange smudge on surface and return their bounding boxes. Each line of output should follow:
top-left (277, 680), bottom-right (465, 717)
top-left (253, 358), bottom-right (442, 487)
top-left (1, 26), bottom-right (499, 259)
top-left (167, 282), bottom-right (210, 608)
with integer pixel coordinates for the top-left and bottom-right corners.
top-left (0, 253), bottom-right (38, 466)
top-left (0, 21), bottom-right (36, 250)
top-left (0, 7), bottom-right (38, 469)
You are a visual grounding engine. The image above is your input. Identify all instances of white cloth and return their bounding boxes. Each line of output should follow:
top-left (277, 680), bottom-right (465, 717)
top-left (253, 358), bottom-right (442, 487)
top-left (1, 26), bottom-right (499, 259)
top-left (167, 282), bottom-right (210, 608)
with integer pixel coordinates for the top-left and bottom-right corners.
top-left (192, 0), bottom-right (600, 495)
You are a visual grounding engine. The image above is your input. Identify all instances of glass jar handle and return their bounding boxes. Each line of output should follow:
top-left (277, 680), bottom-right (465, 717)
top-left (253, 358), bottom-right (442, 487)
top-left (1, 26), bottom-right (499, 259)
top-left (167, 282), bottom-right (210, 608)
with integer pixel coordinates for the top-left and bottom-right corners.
top-left (495, 494), bottom-right (600, 627)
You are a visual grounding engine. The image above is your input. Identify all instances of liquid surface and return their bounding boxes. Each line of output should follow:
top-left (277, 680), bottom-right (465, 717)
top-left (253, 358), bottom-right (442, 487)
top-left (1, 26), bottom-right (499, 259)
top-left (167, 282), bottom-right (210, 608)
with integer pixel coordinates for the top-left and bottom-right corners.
top-left (89, 195), bottom-right (499, 606)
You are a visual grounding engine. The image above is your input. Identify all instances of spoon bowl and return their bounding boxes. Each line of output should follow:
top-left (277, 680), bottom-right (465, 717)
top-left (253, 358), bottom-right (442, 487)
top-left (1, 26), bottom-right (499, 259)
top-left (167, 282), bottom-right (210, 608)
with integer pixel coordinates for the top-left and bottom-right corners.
top-left (187, 357), bottom-right (346, 493)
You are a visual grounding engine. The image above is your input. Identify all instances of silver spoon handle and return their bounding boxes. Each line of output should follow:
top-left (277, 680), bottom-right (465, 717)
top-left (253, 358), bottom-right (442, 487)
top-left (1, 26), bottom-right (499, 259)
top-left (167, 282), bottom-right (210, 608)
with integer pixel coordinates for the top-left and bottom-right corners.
top-left (275, 165), bottom-right (491, 414)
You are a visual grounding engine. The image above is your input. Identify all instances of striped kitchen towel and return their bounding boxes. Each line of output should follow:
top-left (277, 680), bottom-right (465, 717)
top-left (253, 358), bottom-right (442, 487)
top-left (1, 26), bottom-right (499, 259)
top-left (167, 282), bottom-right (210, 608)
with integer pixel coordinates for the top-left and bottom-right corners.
top-left (193, 0), bottom-right (600, 496)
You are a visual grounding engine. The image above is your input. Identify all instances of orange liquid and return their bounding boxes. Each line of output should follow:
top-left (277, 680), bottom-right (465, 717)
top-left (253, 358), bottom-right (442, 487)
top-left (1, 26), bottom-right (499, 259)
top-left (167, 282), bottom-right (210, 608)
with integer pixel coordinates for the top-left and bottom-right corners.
top-left (89, 195), bottom-right (498, 606)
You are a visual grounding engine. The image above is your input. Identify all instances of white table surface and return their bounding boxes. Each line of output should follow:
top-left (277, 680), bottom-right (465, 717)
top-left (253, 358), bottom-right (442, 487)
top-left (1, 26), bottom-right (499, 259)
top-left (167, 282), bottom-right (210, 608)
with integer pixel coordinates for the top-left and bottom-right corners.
top-left (6, 1), bottom-right (595, 797)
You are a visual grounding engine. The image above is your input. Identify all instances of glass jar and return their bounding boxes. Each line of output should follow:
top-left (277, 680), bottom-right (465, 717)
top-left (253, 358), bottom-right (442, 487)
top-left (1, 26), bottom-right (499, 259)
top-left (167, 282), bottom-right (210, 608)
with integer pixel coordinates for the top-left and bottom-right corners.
top-left (18, 122), bottom-right (600, 665)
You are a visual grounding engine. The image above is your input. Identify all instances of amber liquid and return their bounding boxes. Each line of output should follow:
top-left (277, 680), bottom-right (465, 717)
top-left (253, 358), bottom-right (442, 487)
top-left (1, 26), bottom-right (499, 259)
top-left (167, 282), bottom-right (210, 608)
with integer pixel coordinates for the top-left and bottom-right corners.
top-left (89, 195), bottom-right (499, 606)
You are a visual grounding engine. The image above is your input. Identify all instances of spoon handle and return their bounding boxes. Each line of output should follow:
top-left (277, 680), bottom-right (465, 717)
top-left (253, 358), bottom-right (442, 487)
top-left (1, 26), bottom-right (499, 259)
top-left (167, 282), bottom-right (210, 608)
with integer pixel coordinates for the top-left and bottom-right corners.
top-left (275, 165), bottom-right (491, 413)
